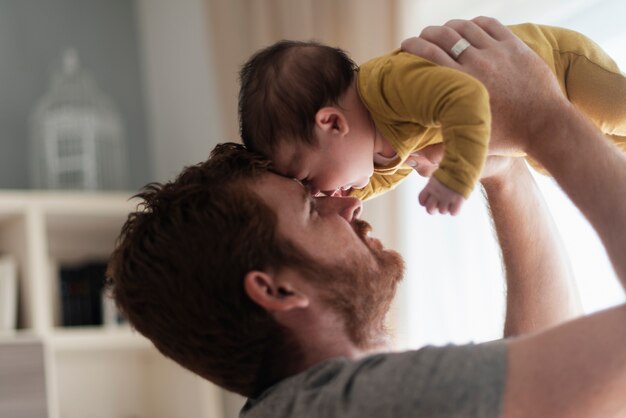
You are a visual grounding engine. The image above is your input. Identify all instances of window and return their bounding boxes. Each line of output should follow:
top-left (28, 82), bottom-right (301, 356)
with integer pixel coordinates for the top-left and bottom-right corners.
top-left (395, 0), bottom-right (626, 349)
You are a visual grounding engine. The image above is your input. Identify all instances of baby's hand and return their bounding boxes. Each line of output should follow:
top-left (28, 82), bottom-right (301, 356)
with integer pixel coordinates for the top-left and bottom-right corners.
top-left (418, 177), bottom-right (465, 215)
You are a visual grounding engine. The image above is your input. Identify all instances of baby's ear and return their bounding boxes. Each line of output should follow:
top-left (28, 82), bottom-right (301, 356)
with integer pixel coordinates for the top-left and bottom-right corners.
top-left (315, 107), bottom-right (348, 136)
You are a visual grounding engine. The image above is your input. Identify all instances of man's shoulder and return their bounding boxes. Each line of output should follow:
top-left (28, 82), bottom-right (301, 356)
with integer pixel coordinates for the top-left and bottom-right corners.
top-left (240, 341), bottom-right (507, 418)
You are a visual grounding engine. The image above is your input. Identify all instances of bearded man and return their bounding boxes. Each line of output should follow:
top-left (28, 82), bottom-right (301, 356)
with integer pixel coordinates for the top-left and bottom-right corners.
top-left (107, 18), bottom-right (626, 418)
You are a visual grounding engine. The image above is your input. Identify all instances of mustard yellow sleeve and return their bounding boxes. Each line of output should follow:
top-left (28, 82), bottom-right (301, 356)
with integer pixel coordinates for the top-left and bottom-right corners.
top-left (509, 23), bottom-right (626, 138)
top-left (350, 168), bottom-right (413, 201)
top-left (360, 52), bottom-right (492, 197)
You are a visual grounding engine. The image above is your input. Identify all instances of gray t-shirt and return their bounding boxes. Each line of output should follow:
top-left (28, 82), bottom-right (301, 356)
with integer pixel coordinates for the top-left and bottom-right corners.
top-left (240, 341), bottom-right (506, 418)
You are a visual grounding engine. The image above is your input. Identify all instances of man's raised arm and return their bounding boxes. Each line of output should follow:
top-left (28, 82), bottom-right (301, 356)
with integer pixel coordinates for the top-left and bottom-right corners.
top-left (408, 146), bottom-right (582, 336)
top-left (403, 17), bottom-right (626, 418)
top-left (480, 157), bottom-right (582, 337)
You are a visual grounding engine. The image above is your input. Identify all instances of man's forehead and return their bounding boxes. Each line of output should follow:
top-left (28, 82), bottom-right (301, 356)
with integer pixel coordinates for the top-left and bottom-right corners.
top-left (256, 171), bottom-right (309, 209)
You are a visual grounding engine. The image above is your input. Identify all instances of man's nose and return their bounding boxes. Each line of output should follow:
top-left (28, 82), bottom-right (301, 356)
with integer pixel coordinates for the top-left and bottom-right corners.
top-left (341, 197), bottom-right (363, 221)
top-left (317, 195), bottom-right (362, 221)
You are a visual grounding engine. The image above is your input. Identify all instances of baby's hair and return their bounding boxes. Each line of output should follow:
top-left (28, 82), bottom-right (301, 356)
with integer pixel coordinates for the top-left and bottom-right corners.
top-left (239, 40), bottom-right (357, 157)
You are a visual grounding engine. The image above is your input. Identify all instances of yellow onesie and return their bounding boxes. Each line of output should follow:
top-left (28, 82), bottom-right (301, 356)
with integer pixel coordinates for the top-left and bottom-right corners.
top-left (351, 23), bottom-right (626, 201)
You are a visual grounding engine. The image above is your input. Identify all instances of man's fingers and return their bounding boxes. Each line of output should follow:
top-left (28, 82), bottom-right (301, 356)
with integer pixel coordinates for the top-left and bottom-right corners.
top-left (444, 19), bottom-right (496, 49)
top-left (420, 25), bottom-right (461, 48)
top-left (418, 25), bottom-right (475, 62)
top-left (401, 36), bottom-right (459, 68)
top-left (407, 144), bottom-right (443, 177)
top-left (471, 16), bottom-right (516, 41)
top-left (414, 143), bottom-right (444, 164)
top-left (407, 154), bottom-right (438, 177)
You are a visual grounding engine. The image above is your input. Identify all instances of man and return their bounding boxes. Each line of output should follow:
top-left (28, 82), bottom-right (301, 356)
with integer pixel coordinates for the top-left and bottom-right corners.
top-left (107, 18), bottom-right (626, 417)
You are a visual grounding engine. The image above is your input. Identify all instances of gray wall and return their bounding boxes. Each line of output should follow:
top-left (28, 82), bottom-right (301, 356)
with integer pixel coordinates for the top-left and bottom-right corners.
top-left (136, 0), bottom-right (225, 184)
top-left (0, 0), bottom-right (149, 190)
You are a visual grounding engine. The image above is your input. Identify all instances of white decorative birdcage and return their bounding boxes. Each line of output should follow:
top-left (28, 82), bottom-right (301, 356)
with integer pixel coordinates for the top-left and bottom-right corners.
top-left (30, 49), bottom-right (128, 190)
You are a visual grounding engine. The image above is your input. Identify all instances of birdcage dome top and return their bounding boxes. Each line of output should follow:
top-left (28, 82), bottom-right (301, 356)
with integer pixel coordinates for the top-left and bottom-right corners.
top-left (33, 48), bottom-right (118, 117)
top-left (29, 48), bottom-right (128, 191)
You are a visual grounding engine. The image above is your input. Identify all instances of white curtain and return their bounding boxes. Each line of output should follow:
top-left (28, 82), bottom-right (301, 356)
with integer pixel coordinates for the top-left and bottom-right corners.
top-left (204, 0), bottom-right (401, 141)
top-left (393, 176), bottom-right (506, 348)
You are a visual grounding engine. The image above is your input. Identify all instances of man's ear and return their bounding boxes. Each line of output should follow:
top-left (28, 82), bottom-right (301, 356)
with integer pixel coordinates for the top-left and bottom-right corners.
top-left (315, 107), bottom-right (349, 137)
top-left (244, 271), bottom-right (309, 312)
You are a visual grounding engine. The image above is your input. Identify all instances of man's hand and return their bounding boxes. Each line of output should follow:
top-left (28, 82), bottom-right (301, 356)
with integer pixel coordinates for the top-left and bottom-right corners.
top-left (409, 143), bottom-right (517, 186)
top-left (401, 17), bottom-right (566, 155)
top-left (403, 17), bottom-right (626, 418)
top-left (408, 143), bottom-right (519, 215)
top-left (408, 146), bottom-right (442, 178)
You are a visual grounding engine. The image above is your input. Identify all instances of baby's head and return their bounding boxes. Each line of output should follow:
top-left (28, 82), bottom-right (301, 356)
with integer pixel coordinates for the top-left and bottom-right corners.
top-left (239, 40), bottom-right (374, 195)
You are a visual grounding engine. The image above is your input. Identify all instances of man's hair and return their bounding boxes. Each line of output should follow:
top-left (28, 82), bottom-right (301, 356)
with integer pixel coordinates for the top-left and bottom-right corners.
top-left (239, 40), bottom-right (357, 157)
top-left (106, 143), bottom-right (307, 397)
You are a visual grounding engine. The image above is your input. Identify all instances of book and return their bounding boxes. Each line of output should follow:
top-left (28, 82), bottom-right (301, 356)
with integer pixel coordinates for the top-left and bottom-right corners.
top-left (102, 291), bottom-right (127, 327)
top-left (0, 255), bottom-right (17, 333)
top-left (59, 261), bottom-right (106, 327)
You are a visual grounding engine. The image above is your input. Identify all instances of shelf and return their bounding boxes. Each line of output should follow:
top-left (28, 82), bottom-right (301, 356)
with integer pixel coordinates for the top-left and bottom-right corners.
top-left (49, 326), bottom-right (152, 352)
top-left (0, 190), bottom-right (219, 418)
top-left (0, 330), bottom-right (42, 344)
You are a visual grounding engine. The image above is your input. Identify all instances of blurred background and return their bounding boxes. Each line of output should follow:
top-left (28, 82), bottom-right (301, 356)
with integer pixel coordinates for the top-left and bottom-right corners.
top-left (0, 0), bottom-right (625, 417)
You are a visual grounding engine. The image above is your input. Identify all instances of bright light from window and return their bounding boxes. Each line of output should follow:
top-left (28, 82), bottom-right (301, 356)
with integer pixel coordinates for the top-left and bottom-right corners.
top-left (531, 173), bottom-right (625, 312)
top-left (396, 0), bottom-right (626, 349)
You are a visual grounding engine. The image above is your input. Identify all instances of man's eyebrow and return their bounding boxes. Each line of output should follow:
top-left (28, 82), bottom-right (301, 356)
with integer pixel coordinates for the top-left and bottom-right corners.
top-left (287, 150), bottom-right (304, 178)
top-left (300, 182), bottom-right (311, 201)
top-left (297, 181), bottom-right (313, 209)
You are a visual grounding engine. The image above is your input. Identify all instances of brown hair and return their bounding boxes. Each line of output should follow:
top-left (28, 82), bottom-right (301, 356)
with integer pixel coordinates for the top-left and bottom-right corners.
top-left (106, 142), bottom-right (307, 397)
top-left (238, 40), bottom-right (357, 157)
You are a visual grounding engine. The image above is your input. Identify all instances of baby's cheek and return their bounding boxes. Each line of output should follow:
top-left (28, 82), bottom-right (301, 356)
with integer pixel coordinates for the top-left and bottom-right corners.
top-left (346, 176), bottom-right (367, 190)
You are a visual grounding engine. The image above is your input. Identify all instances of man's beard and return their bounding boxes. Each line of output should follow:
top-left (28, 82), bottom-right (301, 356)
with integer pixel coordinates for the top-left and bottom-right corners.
top-left (290, 219), bottom-right (405, 350)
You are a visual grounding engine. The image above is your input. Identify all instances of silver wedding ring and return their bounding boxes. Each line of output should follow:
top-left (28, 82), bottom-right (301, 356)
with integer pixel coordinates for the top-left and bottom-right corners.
top-left (450, 38), bottom-right (471, 59)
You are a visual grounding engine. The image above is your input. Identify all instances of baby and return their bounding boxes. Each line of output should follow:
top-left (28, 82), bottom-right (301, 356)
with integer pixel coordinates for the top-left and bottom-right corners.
top-left (238, 23), bottom-right (626, 214)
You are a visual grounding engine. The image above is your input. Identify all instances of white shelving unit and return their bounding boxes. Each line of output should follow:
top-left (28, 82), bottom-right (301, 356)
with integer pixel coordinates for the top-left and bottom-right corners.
top-left (0, 191), bottom-right (224, 418)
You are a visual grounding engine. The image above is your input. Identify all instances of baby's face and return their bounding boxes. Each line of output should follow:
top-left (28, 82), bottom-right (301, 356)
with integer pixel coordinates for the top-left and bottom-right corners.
top-left (272, 138), bottom-right (374, 196)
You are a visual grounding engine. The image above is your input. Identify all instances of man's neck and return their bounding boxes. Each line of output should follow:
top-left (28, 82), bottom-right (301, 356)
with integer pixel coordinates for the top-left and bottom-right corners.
top-left (277, 303), bottom-right (387, 377)
top-left (292, 312), bottom-right (361, 369)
